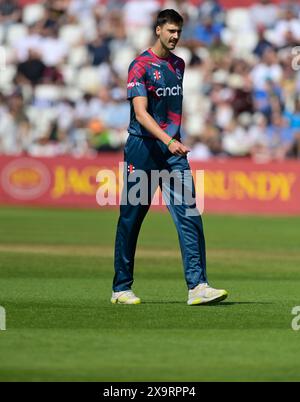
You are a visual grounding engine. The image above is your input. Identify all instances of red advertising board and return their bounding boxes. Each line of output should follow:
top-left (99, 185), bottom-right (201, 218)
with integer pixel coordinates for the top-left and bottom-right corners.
top-left (0, 155), bottom-right (299, 215)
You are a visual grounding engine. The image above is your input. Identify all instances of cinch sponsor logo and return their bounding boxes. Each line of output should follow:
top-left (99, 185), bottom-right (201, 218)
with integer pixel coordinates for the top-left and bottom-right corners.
top-left (156, 85), bottom-right (182, 97)
top-left (1, 158), bottom-right (51, 200)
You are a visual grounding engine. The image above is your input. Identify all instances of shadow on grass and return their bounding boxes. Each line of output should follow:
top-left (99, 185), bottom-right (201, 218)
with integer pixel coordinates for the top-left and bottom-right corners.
top-left (143, 301), bottom-right (274, 306)
top-left (199, 301), bottom-right (274, 307)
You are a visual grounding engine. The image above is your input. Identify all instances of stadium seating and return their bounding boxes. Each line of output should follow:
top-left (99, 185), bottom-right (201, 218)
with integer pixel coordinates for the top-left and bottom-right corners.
top-left (0, 0), bottom-right (299, 160)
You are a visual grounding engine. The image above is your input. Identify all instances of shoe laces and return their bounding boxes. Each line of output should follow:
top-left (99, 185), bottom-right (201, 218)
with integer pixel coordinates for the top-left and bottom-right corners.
top-left (190, 283), bottom-right (208, 294)
top-left (121, 290), bottom-right (136, 298)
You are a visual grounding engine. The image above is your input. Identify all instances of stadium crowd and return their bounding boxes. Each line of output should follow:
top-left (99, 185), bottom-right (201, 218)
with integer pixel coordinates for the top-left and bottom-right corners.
top-left (0, 0), bottom-right (300, 161)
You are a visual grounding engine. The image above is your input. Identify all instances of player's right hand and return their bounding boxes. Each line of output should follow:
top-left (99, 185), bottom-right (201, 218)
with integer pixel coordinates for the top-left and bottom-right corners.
top-left (168, 140), bottom-right (190, 156)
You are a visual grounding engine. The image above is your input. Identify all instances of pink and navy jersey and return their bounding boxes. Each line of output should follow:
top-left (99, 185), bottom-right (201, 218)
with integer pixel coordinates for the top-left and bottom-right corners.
top-left (127, 48), bottom-right (185, 139)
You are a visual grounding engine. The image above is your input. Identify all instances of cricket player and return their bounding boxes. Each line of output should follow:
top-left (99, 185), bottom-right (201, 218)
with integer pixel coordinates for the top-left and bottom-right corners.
top-left (111, 9), bottom-right (228, 305)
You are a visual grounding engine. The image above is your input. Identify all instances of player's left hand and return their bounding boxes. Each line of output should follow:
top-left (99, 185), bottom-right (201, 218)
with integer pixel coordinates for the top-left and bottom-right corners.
top-left (168, 140), bottom-right (190, 156)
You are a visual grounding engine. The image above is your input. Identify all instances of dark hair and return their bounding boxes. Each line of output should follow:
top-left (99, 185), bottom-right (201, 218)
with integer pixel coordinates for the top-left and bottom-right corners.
top-left (155, 9), bottom-right (184, 29)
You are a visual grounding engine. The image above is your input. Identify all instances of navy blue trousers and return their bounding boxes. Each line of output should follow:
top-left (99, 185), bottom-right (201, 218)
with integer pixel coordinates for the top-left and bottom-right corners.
top-left (113, 135), bottom-right (207, 291)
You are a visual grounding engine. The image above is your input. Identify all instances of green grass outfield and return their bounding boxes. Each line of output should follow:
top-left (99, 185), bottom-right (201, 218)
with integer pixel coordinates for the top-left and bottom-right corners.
top-left (0, 206), bottom-right (299, 382)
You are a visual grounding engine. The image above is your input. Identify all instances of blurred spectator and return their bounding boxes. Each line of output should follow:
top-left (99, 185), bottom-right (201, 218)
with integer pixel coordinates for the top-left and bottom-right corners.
top-left (280, 0), bottom-right (300, 17)
top-left (251, 48), bottom-right (282, 90)
top-left (289, 132), bottom-right (300, 158)
top-left (253, 25), bottom-right (274, 58)
top-left (210, 79), bottom-right (234, 130)
top-left (193, 16), bottom-right (223, 47)
top-left (123, 0), bottom-right (160, 29)
top-left (0, 93), bottom-right (30, 155)
top-left (13, 22), bottom-right (43, 62)
top-left (198, 0), bottom-right (225, 26)
top-left (286, 98), bottom-right (300, 159)
top-left (229, 73), bottom-right (254, 116)
top-left (188, 138), bottom-right (213, 160)
top-left (68, 0), bottom-right (98, 21)
top-left (249, 113), bottom-right (268, 146)
top-left (265, 113), bottom-right (294, 159)
top-left (269, 8), bottom-right (300, 48)
top-left (188, 115), bottom-right (222, 160)
top-left (284, 98), bottom-right (300, 132)
top-left (252, 78), bottom-right (283, 122)
top-left (0, 0), bottom-right (21, 25)
top-left (222, 117), bottom-right (252, 157)
top-left (250, 0), bottom-right (279, 29)
top-left (39, 25), bottom-right (68, 67)
top-left (16, 48), bottom-right (46, 86)
top-left (88, 27), bottom-right (111, 66)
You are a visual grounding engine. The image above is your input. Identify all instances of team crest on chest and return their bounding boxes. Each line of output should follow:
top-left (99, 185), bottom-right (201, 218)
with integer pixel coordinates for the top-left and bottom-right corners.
top-left (128, 164), bottom-right (135, 174)
top-left (153, 70), bottom-right (162, 80)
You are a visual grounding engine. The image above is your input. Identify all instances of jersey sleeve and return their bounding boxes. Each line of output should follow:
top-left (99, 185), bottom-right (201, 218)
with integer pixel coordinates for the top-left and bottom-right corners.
top-left (127, 61), bottom-right (147, 99)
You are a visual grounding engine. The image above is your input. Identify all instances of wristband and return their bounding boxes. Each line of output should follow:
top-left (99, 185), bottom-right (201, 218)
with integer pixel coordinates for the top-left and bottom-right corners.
top-left (167, 138), bottom-right (176, 148)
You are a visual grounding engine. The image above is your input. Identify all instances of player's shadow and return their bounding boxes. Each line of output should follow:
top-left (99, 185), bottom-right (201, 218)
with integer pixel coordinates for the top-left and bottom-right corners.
top-left (197, 301), bottom-right (274, 307)
top-left (144, 301), bottom-right (273, 306)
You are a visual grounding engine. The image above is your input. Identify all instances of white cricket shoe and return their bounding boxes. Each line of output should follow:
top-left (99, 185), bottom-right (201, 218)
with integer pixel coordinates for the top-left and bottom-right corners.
top-left (111, 290), bottom-right (141, 305)
top-left (187, 283), bottom-right (228, 305)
